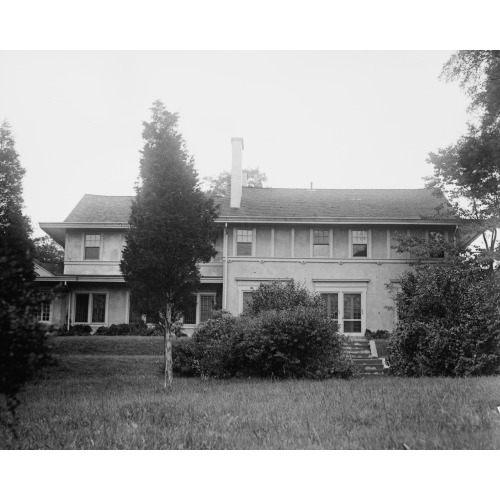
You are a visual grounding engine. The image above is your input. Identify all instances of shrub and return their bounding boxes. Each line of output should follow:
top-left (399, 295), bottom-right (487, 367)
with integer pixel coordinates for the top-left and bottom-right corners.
top-left (232, 307), bottom-right (352, 379)
top-left (172, 338), bottom-right (199, 377)
top-left (389, 264), bottom-right (500, 376)
top-left (365, 329), bottom-right (390, 340)
top-left (245, 280), bottom-right (323, 315)
top-left (58, 324), bottom-right (92, 336)
top-left (192, 310), bottom-right (237, 378)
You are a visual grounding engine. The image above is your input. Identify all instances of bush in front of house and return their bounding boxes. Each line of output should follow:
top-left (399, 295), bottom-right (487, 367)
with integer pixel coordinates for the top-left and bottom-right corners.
top-left (191, 310), bottom-right (237, 378)
top-left (245, 280), bottom-right (323, 315)
top-left (388, 264), bottom-right (500, 376)
top-left (58, 324), bottom-right (93, 336)
top-left (365, 329), bottom-right (390, 340)
top-left (232, 306), bottom-right (353, 379)
top-left (172, 338), bottom-right (199, 377)
top-left (174, 281), bottom-right (353, 380)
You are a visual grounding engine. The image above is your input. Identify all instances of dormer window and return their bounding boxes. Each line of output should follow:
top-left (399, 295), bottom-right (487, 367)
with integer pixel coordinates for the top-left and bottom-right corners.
top-left (85, 234), bottom-right (100, 260)
top-left (352, 230), bottom-right (368, 257)
top-left (236, 229), bottom-right (253, 256)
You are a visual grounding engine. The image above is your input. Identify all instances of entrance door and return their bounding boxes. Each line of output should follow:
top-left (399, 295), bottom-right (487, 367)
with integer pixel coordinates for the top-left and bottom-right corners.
top-left (321, 291), bottom-right (364, 336)
top-left (343, 293), bottom-right (362, 334)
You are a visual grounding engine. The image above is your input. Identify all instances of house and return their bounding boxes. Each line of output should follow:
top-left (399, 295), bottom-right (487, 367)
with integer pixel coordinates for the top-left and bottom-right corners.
top-left (36, 138), bottom-right (463, 335)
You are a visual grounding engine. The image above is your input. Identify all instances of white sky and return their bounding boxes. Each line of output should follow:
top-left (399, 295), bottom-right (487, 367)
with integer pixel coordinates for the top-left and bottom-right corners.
top-left (0, 51), bottom-right (470, 237)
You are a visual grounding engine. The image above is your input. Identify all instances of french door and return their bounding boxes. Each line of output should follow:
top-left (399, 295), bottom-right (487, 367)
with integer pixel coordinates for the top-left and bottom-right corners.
top-left (322, 292), bottom-right (364, 335)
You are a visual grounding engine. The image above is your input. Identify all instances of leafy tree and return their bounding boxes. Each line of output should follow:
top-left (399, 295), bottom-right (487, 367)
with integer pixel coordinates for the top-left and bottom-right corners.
top-left (120, 101), bottom-right (219, 389)
top-left (203, 167), bottom-right (268, 197)
top-left (426, 51), bottom-right (500, 269)
top-left (32, 235), bottom-right (64, 275)
top-left (0, 121), bottom-right (49, 420)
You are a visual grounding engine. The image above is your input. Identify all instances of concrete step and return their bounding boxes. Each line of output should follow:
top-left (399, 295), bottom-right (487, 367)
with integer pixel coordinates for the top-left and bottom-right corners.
top-left (353, 359), bottom-right (384, 366)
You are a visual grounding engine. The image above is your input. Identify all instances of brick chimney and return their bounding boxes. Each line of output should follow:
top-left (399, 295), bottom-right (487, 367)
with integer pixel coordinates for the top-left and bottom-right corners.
top-left (230, 137), bottom-right (244, 208)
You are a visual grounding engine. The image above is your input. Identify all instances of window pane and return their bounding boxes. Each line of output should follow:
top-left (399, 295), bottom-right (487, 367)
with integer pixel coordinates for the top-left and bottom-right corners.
top-left (85, 247), bottom-right (100, 259)
top-left (321, 293), bottom-right (338, 320)
top-left (352, 244), bottom-right (367, 257)
top-left (313, 230), bottom-right (329, 244)
top-left (344, 294), bottom-right (361, 319)
top-left (183, 297), bottom-right (197, 324)
top-left (237, 230), bottom-right (253, 242)
top-left (352, 231), bottom-right (368, 244)
top-left (92, 294), bottom-right (106, 323)
top-left (75, 294), bottom-right (89, 322)
top-left (41, 300), bottom-right (50, 321)
top-left (200, 295), bottom-right (215, 322)
top-left (237, 242), bottom-right (252, 256)
top-left (85, 234), bottom-right (100, 246)
top-left (242, 292), bottom-right (254, 313)
top-left (344, 320), bottom-right (362, 333)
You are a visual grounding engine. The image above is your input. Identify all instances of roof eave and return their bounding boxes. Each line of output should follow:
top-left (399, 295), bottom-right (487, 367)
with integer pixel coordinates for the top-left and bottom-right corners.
top-left (215, 216), bottom-right (462, 225)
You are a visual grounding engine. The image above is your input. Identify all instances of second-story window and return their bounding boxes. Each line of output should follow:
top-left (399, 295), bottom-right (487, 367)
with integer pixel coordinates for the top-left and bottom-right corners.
top-left (429, 231), bottom-right (445, 258)
top-left (352, 230), bottom-right (368, 257)
top-left (313, 229), bottom-right (329, 257)
top-left (84, 234), bottom-right (101, 260)
top-left (237, 229), bottom-right (253, 256)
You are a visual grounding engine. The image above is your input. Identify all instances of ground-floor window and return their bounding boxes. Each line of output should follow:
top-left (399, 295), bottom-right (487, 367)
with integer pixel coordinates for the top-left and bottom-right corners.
top-left (182, 293), bottom-right (217, 325)
top-left (74, 292), bottom-right (107, 323)
top-left (242, 291), bottom-right (254, 314)
top-left (36, 296), bottom-right (51, 322)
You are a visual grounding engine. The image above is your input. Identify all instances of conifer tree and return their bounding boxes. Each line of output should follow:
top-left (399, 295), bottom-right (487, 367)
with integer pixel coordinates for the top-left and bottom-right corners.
top-left (0, 121), bottom-right (49, 415)
top-left (120, 101), bottom-right (219, 389)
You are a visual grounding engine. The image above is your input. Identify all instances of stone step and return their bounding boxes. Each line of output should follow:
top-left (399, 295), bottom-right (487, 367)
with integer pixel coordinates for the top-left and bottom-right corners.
top-left (353, 359), bottom-right (384, 366)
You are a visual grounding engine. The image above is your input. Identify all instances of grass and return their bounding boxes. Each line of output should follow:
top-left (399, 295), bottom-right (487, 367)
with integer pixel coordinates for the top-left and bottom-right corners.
top-left (1, 337), bottom-right (499, 449)
top-left (374, 339), bottom-right (389, 358)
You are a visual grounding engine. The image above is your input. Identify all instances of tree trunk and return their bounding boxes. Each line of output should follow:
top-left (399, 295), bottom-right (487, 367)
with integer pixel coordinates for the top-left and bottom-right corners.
top-left (164, 301), bottom-right (173, 390)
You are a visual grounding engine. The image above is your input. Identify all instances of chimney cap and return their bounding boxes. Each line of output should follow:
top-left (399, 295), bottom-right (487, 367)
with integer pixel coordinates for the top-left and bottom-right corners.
top-left (231, 137), bottom-right (244, 149)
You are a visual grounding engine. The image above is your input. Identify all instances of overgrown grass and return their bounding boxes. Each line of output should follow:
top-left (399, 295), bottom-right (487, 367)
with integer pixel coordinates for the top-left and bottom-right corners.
top-left (2, 359), bottom-right (499, 448)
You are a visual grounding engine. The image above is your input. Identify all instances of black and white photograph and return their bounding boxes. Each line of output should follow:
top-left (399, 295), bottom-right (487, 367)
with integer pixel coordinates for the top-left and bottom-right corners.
top-left (0, 1), bottom-right (499, 498)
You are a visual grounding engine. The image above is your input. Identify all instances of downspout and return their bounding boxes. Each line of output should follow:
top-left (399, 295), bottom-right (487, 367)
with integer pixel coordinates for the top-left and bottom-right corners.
top-left (66, 282), bottom-right (71, 330)
top-left (223, 223), bottom-right (228, 310)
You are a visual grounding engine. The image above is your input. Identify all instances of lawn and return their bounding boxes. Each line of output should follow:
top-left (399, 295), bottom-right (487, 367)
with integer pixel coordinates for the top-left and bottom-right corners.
top-left (1, 337), bottom-right (499, 450)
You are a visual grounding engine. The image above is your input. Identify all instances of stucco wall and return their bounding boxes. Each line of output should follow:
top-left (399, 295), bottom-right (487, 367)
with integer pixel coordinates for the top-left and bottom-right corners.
top-left (224, 259), bottom-right (412, 332)
top-left (65, 230), bottom-right (125, 275)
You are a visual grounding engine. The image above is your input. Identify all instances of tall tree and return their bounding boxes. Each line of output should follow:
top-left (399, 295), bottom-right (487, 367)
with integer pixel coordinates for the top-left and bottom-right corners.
top-left (202, 167), bottom-right (268, 197)
top-left (426, 51), bottom-right (500, 270)
top-left (120, 101), bottom-right (219, 389)
top-left (32, 235), bottom-right (64, 275)
top-left (0, 121), bottom-right (49, 419)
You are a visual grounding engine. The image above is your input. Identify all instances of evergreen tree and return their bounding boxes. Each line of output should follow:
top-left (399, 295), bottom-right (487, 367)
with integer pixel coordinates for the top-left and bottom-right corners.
top-left (120, 101), bottom-right (219, 389)
top-left (0, 121), bottom-right (49, 416)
